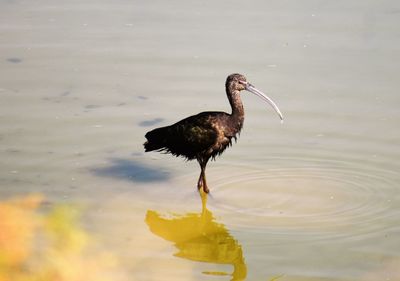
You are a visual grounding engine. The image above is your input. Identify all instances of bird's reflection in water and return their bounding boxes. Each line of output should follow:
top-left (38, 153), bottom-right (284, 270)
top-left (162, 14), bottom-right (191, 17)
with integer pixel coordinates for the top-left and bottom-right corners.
top-left (145, 192), bottom-right (247, 281)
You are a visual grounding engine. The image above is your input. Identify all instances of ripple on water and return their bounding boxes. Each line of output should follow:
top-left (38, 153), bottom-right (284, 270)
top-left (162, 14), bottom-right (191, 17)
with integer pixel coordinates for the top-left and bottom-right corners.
top-left (202, 157), bottom-right (398, 242)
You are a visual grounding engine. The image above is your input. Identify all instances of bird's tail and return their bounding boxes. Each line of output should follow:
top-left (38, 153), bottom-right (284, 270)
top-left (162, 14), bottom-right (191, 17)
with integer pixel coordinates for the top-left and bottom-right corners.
top-left (143, 126), bottom-right (169, 152)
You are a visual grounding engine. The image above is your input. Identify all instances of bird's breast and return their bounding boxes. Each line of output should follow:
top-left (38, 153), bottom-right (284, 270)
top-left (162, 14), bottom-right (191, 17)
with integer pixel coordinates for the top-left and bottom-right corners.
top-left (206, 122), bottom-right (236, 157)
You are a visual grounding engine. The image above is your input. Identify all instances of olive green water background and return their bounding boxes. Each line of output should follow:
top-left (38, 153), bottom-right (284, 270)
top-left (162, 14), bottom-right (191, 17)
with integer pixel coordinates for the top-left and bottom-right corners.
top-left (1, 0), bottom-right (400, 280)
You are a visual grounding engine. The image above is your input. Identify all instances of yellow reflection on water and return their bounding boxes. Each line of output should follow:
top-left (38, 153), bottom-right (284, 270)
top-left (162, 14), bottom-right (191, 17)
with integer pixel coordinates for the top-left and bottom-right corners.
top-left (0, 194), bottom-right (121, 281)
top-left (145, 192), bottom-right (247, 281)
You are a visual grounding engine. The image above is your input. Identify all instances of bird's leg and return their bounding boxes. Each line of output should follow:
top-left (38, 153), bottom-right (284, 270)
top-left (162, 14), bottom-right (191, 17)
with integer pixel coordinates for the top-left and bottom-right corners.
top-left (201, 168), bottom-right (209, 193)
top-left (197, 158), bottom-right (204, 191)
top-left (197, 157), bottom-right (210, 193)
top-left (197, 170), bottom-right (204, 191)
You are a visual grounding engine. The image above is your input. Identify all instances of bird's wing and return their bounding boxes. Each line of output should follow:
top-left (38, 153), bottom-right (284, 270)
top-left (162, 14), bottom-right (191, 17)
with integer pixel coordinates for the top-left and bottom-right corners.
top-left (162, 113), bottom-right (219, 159)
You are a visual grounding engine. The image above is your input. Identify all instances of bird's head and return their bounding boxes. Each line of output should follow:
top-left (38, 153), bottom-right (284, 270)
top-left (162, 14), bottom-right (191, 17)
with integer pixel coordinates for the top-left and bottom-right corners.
top-left (226, 73), bottom-right (248, 91)
top-left (226, 73), bottom-right (284, 121)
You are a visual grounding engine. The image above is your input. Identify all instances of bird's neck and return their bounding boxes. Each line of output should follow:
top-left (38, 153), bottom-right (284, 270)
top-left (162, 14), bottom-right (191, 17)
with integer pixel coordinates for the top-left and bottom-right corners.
top-left (226, 88), bottom-right (244, 133)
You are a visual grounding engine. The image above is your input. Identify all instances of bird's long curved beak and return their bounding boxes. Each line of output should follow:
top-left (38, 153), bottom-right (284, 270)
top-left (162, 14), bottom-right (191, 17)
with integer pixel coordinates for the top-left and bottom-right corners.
top-left (244, 83), bottom-right (284, 121)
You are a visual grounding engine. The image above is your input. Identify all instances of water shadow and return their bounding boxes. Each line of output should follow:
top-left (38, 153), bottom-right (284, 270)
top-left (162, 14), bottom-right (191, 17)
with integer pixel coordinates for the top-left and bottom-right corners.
top-left (138, 118), bottom-right (164, 127)
top-left (145, 193), bottom-right (247, 281)
top-left (85, 104), bottom-right (101, 109)
top-left (91, 158), bottom-right (170, 182)
top-left (60, 91), bottom-right (71, 97)
top-left (7, 57), bottom-right (22, 63)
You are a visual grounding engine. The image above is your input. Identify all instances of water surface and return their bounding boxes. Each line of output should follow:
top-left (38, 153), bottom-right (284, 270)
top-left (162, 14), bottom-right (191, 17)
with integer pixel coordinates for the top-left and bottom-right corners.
top-left (1, 0), bottom-right (399, 280)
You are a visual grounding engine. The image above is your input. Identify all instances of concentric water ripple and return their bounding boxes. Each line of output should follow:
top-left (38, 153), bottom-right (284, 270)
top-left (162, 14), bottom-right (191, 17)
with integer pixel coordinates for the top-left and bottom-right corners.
top-left (198, 156), bottom-right (399, 242)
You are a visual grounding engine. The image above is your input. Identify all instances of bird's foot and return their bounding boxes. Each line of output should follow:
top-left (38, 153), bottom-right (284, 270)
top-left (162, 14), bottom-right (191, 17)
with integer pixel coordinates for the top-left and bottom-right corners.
top-left (197, 181), bottom-right (210, 194)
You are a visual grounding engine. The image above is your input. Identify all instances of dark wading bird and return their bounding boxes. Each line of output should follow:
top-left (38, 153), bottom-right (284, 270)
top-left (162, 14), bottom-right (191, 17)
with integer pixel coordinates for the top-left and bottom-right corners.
top-left (144, 73), bottom-right (283, 193)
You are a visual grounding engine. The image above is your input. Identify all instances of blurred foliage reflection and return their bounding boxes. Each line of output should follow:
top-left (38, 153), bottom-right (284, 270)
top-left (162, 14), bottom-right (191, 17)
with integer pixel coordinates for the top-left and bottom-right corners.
top-left (145, 192), bottom-right (247, 281)
top-left (0, 194), bottom-right (119, 281)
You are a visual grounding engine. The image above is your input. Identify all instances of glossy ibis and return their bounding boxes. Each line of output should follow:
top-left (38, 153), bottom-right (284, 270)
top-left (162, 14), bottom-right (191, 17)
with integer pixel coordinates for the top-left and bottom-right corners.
top-left (144, 73), bottom-right (283, 193)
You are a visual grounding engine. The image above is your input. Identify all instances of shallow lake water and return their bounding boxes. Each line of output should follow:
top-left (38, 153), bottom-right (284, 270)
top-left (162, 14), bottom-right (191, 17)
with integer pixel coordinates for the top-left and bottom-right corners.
top-left (1, 0), bottom-right (400, 280)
